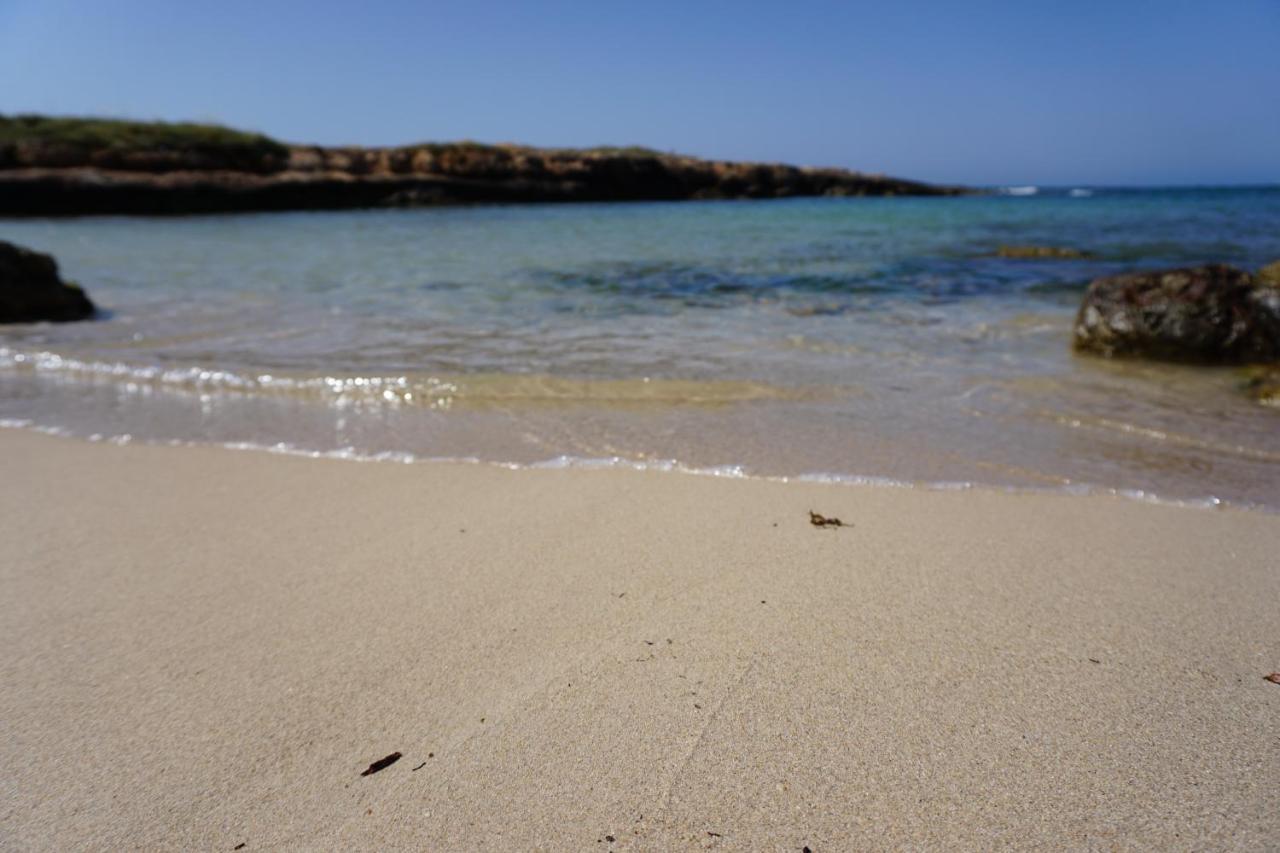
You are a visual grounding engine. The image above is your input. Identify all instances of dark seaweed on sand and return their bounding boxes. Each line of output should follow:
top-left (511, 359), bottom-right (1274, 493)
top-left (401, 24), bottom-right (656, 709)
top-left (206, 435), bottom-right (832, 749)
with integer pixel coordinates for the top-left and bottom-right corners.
top-left (360, 751), bottom-right (402, 776)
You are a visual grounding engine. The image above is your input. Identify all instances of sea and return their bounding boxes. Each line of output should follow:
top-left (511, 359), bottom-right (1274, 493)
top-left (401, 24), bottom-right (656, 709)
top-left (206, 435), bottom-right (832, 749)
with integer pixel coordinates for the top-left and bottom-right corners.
top-left (3, 186), bottom-right (1279, 508)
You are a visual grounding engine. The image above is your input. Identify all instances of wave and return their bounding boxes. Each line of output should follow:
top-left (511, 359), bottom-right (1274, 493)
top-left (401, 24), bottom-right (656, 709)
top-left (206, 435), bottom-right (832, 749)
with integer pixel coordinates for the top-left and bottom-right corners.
top-left (0, 346), bottom-right (820, 410)
top-left (0, 417), bottom-right (1253, 512)
top-left (999, 186), bottom-right (1039, 196)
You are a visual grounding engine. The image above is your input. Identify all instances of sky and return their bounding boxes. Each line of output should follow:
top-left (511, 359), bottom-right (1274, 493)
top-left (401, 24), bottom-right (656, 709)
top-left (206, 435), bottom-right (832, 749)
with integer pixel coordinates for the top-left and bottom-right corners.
top-left (1, 1), bottom-right (1277, 186)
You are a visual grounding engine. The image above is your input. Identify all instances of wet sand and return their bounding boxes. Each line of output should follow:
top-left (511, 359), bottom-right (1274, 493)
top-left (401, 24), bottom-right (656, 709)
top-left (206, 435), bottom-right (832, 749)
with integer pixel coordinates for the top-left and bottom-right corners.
top-left (1, 429), bottom-right (1277, 850)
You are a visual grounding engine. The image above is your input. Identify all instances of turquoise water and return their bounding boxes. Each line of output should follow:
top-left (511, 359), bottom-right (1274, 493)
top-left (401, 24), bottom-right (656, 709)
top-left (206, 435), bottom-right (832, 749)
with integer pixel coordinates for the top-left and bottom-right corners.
top-left (2, 187), bottom-right (1279, 505)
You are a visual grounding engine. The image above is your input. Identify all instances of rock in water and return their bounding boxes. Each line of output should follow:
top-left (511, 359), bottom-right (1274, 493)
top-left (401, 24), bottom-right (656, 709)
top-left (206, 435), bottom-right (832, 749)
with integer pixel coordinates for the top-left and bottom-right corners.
top-left (996, 245), bottom-right (1093, 259)
top-left (1072, 264), bottom-right (1280, 363)
top-left (0, 240), bottom-right (95, 323)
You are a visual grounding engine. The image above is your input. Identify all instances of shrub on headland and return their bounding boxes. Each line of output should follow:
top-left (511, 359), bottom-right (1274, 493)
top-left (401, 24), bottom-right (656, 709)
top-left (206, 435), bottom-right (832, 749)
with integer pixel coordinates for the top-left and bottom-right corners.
top-left (0, 114), bottom-right (289, 173)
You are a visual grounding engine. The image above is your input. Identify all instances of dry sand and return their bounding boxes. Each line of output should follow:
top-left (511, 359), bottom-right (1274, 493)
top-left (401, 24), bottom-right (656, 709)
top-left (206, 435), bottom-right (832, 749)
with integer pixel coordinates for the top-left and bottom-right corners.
top-left (1, 429), bottom-right (1277, 851)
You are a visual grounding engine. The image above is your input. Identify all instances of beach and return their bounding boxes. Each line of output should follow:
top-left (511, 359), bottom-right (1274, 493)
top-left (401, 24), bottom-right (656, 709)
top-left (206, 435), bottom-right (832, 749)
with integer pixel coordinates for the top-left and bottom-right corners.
top-left (5, 5), bottom-right (1279, 849)
top-left (3, 428), bottom-right (1277, 850)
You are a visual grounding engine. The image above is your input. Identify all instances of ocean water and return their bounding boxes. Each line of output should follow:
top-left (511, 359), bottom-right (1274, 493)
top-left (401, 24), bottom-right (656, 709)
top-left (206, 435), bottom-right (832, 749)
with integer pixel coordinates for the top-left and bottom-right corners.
top-left (2, 187), bottom-right (1279, 507)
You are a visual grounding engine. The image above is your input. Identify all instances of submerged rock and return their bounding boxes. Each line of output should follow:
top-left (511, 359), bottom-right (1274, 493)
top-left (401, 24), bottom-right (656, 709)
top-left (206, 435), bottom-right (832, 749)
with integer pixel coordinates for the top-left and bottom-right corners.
top-left (995, 245), bottom-right (1093, 259)
top-left (1072, 264), bottom-right (1280, 363)
top-left (0, 240), bottom-right (95, 322)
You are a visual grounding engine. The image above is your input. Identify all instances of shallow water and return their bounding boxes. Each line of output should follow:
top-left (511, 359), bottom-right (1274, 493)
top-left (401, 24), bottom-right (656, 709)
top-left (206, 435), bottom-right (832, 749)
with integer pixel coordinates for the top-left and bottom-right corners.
top-left (2, 187), bottom-right (1278, 506)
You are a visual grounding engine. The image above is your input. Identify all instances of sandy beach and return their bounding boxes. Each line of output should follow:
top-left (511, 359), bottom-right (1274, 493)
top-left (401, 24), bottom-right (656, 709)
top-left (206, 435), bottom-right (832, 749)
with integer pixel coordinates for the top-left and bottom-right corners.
top-left (0, 429), bottom-right (1276, 850)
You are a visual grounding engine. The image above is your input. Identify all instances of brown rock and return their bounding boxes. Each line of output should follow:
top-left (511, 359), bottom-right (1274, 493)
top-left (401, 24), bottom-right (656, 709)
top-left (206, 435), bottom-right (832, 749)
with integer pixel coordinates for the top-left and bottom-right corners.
top-left (287, 147), bottom-right (325, 172)
top-left (1258, 260), bottom-right (1280, 287)
top-left (996, 245), bottom-right (1093, 259)
top-left (1244, 366), bottom-right (1280, 406)
top-left (409, 149), bottom-right (436, 173)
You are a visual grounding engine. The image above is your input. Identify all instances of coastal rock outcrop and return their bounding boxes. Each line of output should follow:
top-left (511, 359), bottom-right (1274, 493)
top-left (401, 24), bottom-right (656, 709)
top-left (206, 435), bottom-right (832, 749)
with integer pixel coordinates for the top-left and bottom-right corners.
top-left (1072, 264), bottom-right (1280, 363)
top-left (0, 240), bottom-right (95, 322)
top-left (0, 115), bottom-right (968, 216)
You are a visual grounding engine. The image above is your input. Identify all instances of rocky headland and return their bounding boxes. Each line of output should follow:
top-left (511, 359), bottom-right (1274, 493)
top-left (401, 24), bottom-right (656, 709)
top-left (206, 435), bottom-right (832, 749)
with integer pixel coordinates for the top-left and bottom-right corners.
top-left (0, 115), bottom-right (966, 216)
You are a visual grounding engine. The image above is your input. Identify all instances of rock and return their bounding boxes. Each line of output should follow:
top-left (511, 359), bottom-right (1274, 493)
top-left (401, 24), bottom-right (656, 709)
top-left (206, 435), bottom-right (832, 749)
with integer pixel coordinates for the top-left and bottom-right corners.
top-left (0, 240), bottom-right (95, 323)
top-left (1072, 264), bottom-right (1280, 363)
top-left (1258, 259), bottom-right (1280, 287)
top-left (0, 115), bottom-right (968, 215)
top-left (1244, 366), bottom-right (1280, 406)
top-left (996, 245), bottom-right (1093, 259)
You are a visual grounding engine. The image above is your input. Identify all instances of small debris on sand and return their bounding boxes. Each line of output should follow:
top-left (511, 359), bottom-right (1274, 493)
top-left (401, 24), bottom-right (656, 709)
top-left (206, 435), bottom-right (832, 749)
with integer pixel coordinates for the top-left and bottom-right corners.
top-left (360, 752), bottom-right (402, 776)
top-left (808, 510), bottom-right (849, 528)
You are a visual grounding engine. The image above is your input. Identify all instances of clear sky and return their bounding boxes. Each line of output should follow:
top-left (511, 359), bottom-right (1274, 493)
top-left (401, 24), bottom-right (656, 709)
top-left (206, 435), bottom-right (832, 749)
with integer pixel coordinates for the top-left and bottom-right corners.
top-left (2, 0), bottom-right (1277, 186)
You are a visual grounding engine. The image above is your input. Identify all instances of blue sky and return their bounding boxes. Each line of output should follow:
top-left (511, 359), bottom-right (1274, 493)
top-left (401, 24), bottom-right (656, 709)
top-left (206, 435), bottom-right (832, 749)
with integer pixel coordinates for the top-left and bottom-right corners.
top-left (1, 1), bottom-right (1277, 185)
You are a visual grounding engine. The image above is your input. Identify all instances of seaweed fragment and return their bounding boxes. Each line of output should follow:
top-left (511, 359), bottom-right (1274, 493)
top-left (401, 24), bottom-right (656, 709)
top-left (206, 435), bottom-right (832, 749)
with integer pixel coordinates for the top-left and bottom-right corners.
top-left (360, 751), bottom-right (402, 776)
top-left (808, 510), bottom-right (849, 528)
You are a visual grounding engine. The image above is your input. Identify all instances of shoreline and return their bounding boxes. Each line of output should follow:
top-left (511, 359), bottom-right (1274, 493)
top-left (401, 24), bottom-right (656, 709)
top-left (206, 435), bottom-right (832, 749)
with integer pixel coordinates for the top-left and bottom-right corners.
top-left (2, 429), bottom-right (1277, 849)
top-left (6, 188), bottom-right (1280, 512)
top-left (0, 421), bottom-right (1261, 514)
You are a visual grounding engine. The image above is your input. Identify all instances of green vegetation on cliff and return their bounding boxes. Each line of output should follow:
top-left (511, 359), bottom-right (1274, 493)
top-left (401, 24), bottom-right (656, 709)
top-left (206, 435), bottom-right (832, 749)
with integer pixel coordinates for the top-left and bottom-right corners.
top-left (0, 114), bottom-right (287, 157)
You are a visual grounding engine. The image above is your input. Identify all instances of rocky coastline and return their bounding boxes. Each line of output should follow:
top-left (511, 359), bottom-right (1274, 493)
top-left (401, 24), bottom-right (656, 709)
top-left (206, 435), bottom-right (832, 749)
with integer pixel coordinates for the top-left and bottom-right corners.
top-left (0, 116), bottom-right (965, 216)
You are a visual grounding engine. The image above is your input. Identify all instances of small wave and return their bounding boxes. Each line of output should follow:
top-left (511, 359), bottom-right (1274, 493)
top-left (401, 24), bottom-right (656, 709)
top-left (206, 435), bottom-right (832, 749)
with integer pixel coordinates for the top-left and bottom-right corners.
top-left (522, 454), bottom-right (750, 479)
top-left (0, 346), bottom-right (818, 410)
top-left (1043, 411), bottom-right (1280, 463)
top-left (1068, 188), bottom-right (1094, 198)
top-left (220, 441), bottom-right (420, 464)
top-left (1000, 186), bottom-right (1039, 196)
top-left (0, 418), bottom-right (1257, 512)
